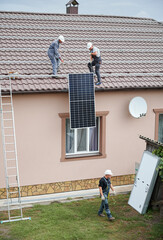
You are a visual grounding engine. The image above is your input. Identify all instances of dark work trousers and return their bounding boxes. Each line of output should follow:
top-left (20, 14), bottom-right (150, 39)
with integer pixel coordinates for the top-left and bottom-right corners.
top-left (98, 192), bottom-right (112, 218)
top-left (88, 58), bottom-right (102, 83)
top-left (48, 50), bottom-right (60, 75)
top-left (98, 181), bottom-right (112, 219)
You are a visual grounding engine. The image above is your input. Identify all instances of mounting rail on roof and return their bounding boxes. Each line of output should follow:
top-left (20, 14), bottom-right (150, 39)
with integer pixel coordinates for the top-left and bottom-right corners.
top-left (0, 73), bottom-right (163, 79)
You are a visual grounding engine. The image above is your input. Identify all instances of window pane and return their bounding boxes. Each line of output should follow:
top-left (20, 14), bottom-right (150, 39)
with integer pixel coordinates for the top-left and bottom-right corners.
top-left (77, 128), bottom-right (87, 151)
top-left (158, 114), bottom-right (163, 143)
top-left (66, 119), bottom-right (74, 153)
top-left (89, 117), bottom-right (99, 151)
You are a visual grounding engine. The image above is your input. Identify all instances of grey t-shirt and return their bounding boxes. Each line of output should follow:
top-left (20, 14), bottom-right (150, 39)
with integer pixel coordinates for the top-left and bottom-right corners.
top-left (90, 46), bottom-right (100, 57)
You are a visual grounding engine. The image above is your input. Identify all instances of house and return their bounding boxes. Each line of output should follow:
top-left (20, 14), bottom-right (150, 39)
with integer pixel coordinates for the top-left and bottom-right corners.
top-left (0, 3), bottom-right (163, 199)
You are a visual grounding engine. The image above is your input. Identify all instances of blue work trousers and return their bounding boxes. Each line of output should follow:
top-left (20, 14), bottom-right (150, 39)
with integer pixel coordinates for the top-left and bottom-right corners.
top-left (48, 51), bottom-right (60, 75)
top-left (88, 60), bottom-right (102, 83)
top-left (98, 193), bottom-right (112, 218)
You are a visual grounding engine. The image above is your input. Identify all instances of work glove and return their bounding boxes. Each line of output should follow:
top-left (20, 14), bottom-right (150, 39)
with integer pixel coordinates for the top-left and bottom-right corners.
top-left (113, 191), bottom-right (116, 196)
top-left (101, 195), bottom-right (105, 200)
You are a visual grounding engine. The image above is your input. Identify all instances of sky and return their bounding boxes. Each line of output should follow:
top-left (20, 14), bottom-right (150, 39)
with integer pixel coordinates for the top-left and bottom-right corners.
top-left (0, 0), bottom-right (163, 22)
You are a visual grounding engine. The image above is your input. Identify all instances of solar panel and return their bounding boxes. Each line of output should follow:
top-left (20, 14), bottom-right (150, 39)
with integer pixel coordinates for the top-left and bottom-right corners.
top-left (68, 73), bottom-right (96, 129)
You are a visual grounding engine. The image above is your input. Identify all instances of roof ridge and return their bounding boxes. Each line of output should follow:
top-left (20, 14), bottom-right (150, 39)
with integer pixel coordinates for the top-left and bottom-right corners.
top-left (0, 10), bottom-right (158, 22)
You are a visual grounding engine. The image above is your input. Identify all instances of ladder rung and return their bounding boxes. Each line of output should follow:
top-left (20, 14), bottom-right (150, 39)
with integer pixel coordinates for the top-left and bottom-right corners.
top-left (2, 103), bottom-right (11, 105)
top-left (8, 202), bottom-right (21, 206)
top-left (6, 158), bottom-right (16, 161)
top-left (9, 183), bottom-right (19, 187)
top-left (1, 95), bottom-right (11, 98)
top-left (3, 119), bottom-right (12, 121)
top-left (6, 150), bottom-right (15, 152)
top-left (5, 142), bottom-right (14, 144)
top-left (0, 89), bottom-right (10, 91)
top-left (10, 207), bottom-right (22, 211)
top-left (3, 111), bottom-right (12, 113)
top-left (8, 175), bottom-right (17, 177)
top-left (8, 204), bottom-right (21, 208)
top-left (9, 207), bottom-right (22, 211)
top-left (0, 86), bottom-right (10, 88)
top-left (9, 191), bottom-right (19, 194)
top-left (7, 167), bottom-right (16, 169)
top-left (5, 134), bottom-right (14, 136)
top-left (8, 197), bottom-right (20, 202)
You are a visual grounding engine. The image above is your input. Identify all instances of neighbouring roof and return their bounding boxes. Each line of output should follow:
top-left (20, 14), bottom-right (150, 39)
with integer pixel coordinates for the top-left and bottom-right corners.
top-left (139, 135), bottom-right (163, 147)
top-left (0, 11), bottom-right (163, 93)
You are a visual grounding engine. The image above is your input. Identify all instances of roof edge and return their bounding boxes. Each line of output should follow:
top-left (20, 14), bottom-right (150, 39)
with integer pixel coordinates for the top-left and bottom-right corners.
top-left (10, 86), bottom-right (163, 95)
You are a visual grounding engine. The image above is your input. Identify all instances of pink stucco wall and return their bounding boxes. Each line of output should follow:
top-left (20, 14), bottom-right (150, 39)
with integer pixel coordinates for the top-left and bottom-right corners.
top-left (0, 89), bottom-right (163, 188)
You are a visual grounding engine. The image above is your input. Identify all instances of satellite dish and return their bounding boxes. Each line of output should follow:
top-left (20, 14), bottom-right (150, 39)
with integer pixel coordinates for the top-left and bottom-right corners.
top-left (129, 97), bottom-right (147, 118)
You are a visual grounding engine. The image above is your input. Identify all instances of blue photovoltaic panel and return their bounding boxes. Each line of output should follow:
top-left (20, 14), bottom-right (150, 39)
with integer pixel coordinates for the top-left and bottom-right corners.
top-left (68, 73), bottom-right (96, 129)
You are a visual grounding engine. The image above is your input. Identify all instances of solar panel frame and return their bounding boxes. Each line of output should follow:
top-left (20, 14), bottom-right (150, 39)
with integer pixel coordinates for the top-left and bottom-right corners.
top-left (68, 73), bottom-right (96, 129)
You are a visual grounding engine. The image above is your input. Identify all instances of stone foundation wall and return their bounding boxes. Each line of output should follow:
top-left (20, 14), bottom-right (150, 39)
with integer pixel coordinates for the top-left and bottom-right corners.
top-left (0, 174), bottom-right (135, 199)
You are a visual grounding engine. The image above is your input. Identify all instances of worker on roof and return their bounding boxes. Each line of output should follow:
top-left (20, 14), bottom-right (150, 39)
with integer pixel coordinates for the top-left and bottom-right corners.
top-left (47, 35), bottom-right (65, 77)
top-left (87, 42), bottom-right (102, 85)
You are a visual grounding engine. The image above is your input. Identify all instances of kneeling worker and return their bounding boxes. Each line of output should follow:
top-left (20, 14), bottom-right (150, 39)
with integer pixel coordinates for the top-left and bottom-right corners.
top-left (87, 42), bottom-right (102, 85)
top-left (47, 35), bottom-right (65, 77)
top-left (98, 169), bottom-right (116, 221)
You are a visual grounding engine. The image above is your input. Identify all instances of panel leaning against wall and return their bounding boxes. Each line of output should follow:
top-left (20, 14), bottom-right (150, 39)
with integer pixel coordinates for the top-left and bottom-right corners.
top-left (128, 151), bottom-right (160, 214)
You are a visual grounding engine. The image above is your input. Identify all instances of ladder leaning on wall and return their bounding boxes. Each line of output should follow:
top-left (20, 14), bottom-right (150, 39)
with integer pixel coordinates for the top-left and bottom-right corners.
top-left (0, 76), bottom-right (30, 223)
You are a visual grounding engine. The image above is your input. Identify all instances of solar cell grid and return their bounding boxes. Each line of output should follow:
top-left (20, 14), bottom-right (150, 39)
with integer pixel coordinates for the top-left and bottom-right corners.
top-left (69, 73), bottom-right (96, 129)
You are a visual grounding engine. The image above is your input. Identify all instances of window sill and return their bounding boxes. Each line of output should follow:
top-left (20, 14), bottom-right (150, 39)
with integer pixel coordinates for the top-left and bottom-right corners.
top-left (61, 152), bottom-right (106, 162)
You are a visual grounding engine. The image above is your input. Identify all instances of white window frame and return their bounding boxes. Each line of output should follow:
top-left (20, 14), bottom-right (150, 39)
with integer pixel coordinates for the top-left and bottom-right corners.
top-left (153, 109), bottom-right (163, 142)
top-left (158, 113), bottom-right (163, 143)
top-left (66, 117), bottom-right (100, 157)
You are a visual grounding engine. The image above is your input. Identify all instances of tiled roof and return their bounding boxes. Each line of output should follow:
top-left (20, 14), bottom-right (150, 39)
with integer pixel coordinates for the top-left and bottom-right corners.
top-left (139, 135), bottom-right (163, 147)
top-left (0, 11), bottom-right (163, 93)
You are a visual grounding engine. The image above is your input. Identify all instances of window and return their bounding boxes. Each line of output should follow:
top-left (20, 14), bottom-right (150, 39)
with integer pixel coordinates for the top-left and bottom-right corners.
top-left (66, 117), bottom-right (99, 156)
top-left (153, 109), bottom-right (163, 143)
top-left (158, 114), bottom-right (163, 143)
top-left (59, 111), bottom-right (109, 161)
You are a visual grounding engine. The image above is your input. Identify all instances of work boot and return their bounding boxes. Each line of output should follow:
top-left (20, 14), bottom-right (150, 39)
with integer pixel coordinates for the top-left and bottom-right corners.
top-left (108, 216), bottom-right (115, 221)
top-left (98, 213), bottom-right (105, 217)
top-left (95, 81), bottom-right (101, 85)
top-left (52, 75), bottom-right (60, 79)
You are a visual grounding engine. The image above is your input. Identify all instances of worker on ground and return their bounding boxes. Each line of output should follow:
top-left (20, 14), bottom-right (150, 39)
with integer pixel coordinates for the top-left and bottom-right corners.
top-left (47, 35), bottom-right (65, 77)
top-left (87, 42), bottom-right (102, 85)
top-left (98, 169), bottom-right (116, 221)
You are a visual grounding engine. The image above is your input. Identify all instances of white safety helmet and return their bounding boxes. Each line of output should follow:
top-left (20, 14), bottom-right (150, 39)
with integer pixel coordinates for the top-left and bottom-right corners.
top-left (87, 42), bottom-right (93, 49)
top-left (58, 35), bottom-right (65, 43)
top-left (104, 169), bottom-right (113, 176)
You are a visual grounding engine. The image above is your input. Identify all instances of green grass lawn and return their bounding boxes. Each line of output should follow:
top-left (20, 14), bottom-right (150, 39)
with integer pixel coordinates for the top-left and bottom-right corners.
top-left (0, 194), bottom-right (162, 240)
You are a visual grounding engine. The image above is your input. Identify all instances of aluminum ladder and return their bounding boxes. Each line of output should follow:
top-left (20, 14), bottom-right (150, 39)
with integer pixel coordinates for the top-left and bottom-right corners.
top-left (0, 76), bottom-right (30, 223)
